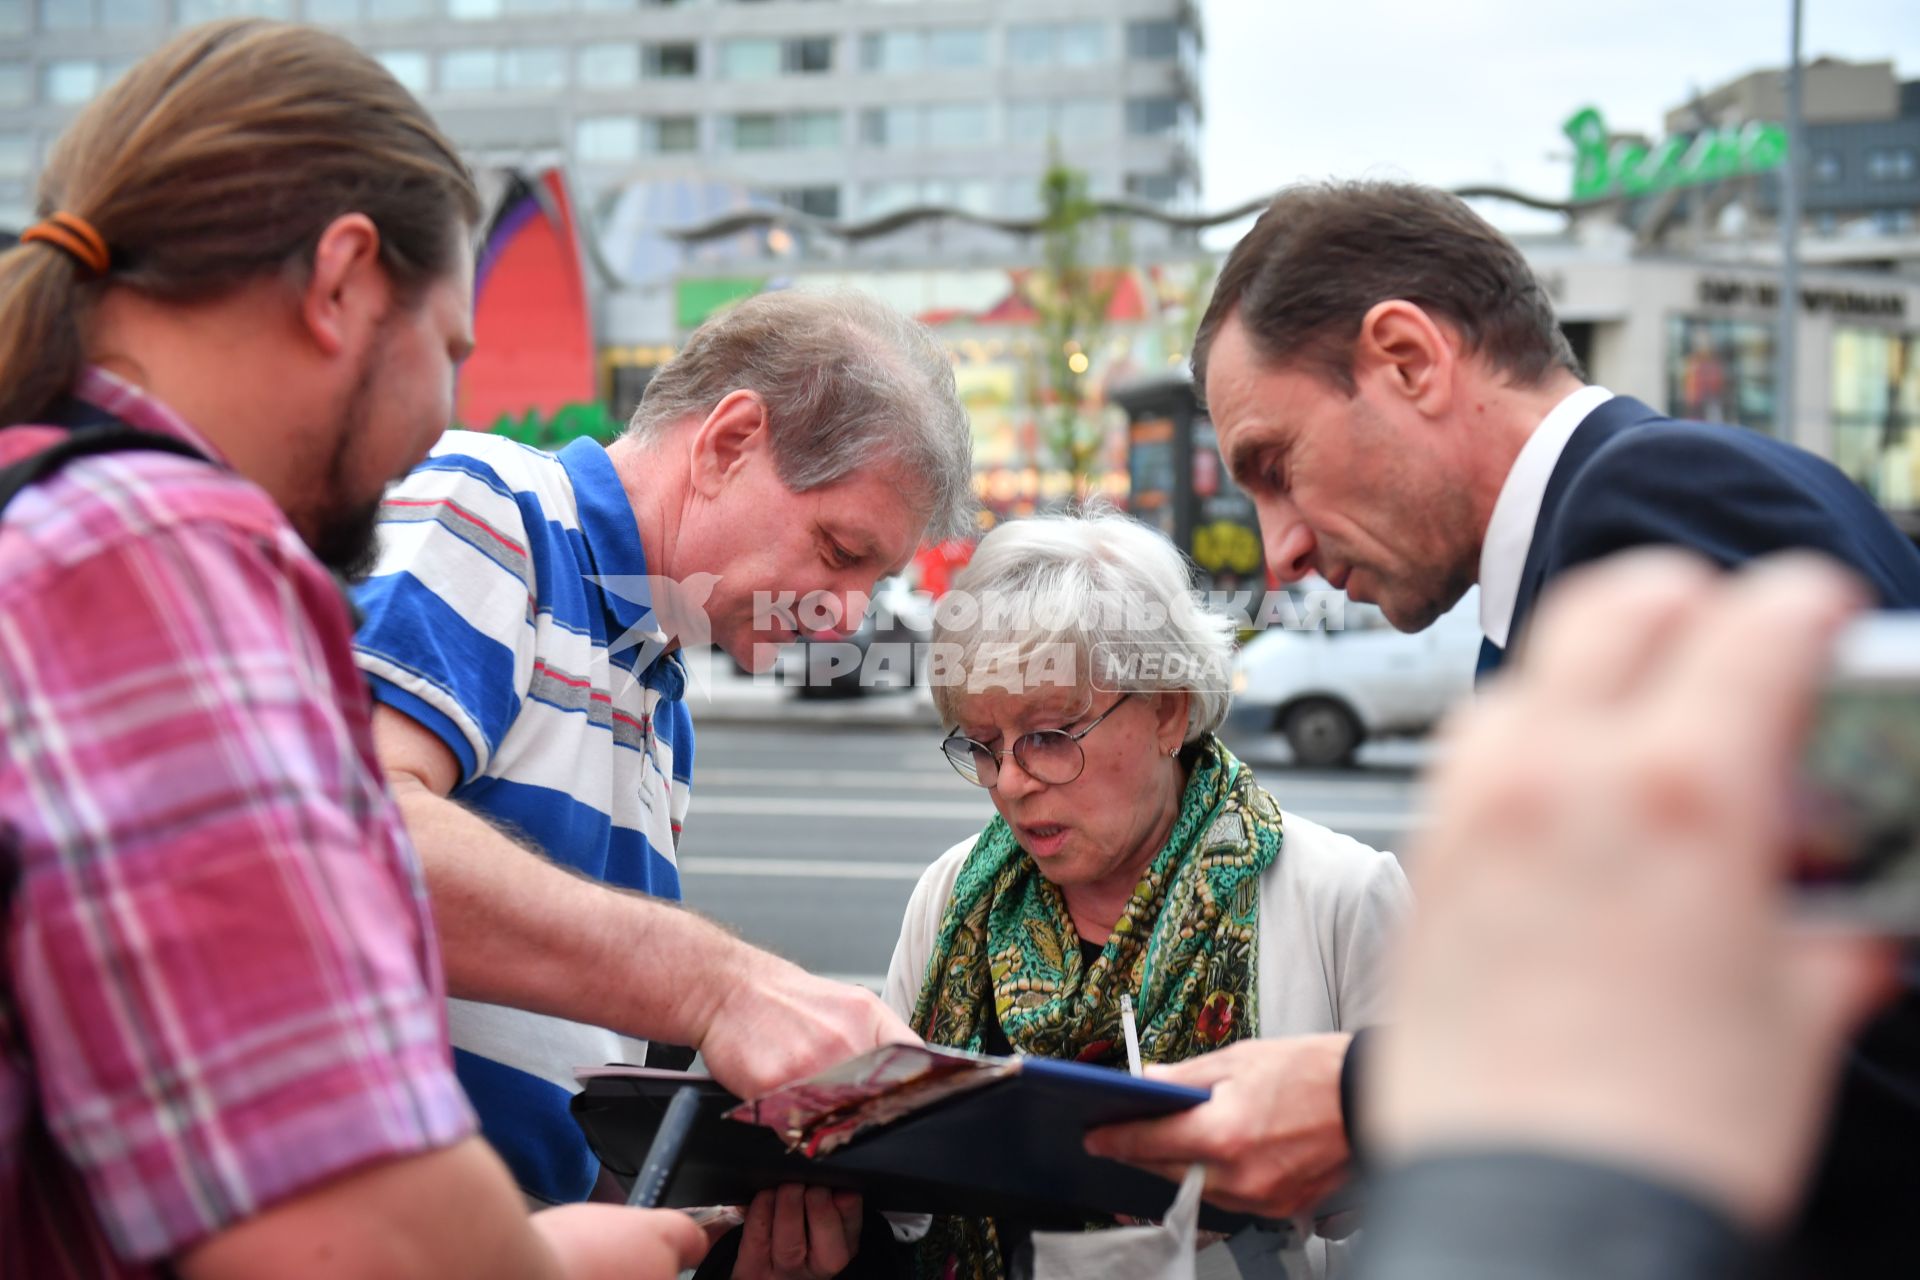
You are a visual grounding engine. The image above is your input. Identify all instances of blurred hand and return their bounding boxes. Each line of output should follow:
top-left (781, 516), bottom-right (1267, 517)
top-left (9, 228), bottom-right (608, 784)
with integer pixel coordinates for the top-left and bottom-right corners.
top-left (530, 1203), bottom-right (710, 1280)
top-left (1370, 550), bottom-right (1898, 1229)
top-left (697, 954), bottom-right (919, 1100)
top-left (733, 1186), bottom-right (863, 1280)
top-left (1083, 1033), bottom-right (1352, 1217)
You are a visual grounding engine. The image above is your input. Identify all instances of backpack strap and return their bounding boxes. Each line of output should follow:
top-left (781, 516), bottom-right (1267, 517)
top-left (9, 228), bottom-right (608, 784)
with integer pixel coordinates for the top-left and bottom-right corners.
top-left (0, 398), bottom-right (212, 519)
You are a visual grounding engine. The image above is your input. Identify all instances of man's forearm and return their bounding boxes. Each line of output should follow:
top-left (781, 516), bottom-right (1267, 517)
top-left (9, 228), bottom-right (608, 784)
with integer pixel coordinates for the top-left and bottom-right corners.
top-left (390, 775), bottom-right (747, 1050)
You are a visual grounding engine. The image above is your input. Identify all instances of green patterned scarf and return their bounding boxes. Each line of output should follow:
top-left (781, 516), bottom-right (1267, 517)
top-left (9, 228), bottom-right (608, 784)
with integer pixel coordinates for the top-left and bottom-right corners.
top-left (908, 734), bottom-right (1282, 1280)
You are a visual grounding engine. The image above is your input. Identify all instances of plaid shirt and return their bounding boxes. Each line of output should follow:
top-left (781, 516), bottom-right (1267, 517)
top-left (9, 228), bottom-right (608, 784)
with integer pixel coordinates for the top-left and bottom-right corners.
top-left (0, 370), bottom-right (475, 1276)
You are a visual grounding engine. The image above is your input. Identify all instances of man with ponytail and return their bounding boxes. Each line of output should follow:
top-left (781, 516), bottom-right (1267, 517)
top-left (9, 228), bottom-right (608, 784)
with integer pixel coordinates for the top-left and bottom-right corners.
top-left (0, 20), bottom-right (707, 1280)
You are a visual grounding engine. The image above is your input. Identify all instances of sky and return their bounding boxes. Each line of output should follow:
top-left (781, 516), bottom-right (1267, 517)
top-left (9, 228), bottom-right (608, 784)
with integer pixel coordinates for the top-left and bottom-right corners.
top-left (1199, 0), bottom-right (1920, 238)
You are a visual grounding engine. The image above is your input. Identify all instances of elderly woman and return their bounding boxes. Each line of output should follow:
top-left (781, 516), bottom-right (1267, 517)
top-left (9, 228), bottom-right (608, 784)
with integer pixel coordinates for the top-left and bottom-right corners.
top-left (882, 510), bottom-right (1409, 1280)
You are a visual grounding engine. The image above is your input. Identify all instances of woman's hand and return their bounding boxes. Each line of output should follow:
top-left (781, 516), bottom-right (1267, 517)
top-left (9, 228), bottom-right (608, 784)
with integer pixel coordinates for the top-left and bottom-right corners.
top-left (732, 1185), bottom-right (863, 1280)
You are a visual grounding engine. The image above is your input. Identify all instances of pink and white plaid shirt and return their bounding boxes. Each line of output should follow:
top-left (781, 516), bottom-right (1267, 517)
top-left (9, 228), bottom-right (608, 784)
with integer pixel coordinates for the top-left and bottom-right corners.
top-left (0, 370), bottom-right (475, 1276)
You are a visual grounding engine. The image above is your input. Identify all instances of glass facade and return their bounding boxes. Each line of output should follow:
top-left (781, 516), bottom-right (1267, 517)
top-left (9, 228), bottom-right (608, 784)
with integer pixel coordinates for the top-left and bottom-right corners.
top-left (1666, 315), bottom-right (1777, 432)
top-left (1832, 328), bottom-right (1920, 511)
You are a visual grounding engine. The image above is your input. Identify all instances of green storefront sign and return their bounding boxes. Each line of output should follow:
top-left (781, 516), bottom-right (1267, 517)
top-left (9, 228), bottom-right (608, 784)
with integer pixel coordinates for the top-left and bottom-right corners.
top-left (1564, 106), bottom-right (1788, 203)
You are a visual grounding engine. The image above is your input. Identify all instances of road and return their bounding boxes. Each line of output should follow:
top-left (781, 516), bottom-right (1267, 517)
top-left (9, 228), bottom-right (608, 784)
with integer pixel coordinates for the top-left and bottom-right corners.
top-left (676, 720), bottom-right (1426, 986)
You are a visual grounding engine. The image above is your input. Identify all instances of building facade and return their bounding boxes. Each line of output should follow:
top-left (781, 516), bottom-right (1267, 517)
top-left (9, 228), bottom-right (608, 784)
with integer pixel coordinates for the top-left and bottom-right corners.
top-left (0, 0), bottom-right (1204, 251)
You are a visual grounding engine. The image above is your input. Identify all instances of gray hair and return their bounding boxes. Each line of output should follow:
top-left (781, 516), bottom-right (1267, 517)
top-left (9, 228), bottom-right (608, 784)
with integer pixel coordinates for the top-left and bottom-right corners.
top-left (626, 289), bottom-right (975, 539)
top-left (931, 506), bottom-right (1236, 743)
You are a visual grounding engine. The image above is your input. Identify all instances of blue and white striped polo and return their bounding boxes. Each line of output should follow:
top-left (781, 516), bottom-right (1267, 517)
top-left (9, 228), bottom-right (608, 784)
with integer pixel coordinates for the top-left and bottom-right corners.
top-left (353, 430), bottom-right (694, 1205)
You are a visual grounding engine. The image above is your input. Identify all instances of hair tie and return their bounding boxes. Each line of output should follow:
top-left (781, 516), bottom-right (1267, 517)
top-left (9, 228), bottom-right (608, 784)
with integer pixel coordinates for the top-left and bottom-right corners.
top-left (20, 212), bottom-right (111, 279)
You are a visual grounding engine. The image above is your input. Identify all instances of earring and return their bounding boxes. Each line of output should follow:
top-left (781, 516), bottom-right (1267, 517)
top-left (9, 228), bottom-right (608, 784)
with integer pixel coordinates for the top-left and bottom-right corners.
top-left (1168, 745), bottom-right (1179, 757)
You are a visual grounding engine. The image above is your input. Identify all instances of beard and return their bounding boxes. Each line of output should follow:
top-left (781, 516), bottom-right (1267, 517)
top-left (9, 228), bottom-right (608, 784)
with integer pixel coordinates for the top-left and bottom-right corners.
top-left (305, 329), bottom-right (392, 582)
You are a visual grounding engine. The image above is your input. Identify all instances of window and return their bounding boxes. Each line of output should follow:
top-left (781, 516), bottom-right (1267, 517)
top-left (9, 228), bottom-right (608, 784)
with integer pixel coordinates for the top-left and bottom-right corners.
top-left (720, 38), bottom-right (780, 79)
top-left (648, 42), bottom-right (697, 78)
top-left (727, 113), bottom-right (780, 150)
top-left (1874, 208), bottom-right (1917, 235)
top-left (726, 111), bottom-right (838, 151)
top-left (447, 0), bottom-right (501, 18)
top-left (923, 177), bottom-right (992, 215)
top-left (791, 110), bottom-right (841, 148)
top-left (307, 0), bottom-right (362, 20)
top-left (504, 0), bottom-right (567, 10)
top-left (865, 103), bottom-right (985, 149)
top-left (861, 105), bottom-right (918, 148)
top-left (1009, 21), bottom-right (1108, 68)
top-left (859, 181), bottom-right (919, 217)
top-left (376, 50), bottom-right (430, 95)
top-left (0, 133), bottom-right (28, 179)
top-left (927, 28), bottom-right (987, 70)
top-left (579, 42), bottom-right (639, 88)
top-left (1057, 22), bottom-right (1107, 66)
top-left (1125, 172), bottom-right (1180, 204)
top-left (1057, 98), bottom-right (1111, 140)
top-left (1002, 176), bottom-right (1042, 218)
top-left (439, 48), bottom-right (499, 93)
top-left (1007, 100), bottom-right (1049, 140)
top-left (653, 115), bottom-right (698, 153)
top-left (862, 32), bottom-right (920, 73)
top-left (777, 185), bottom-right (841, 219)
top-left (1007, 24), bottom-right (1053, 66)
top-left (180, 0), bottom-right (289, 17)
top-left (1812, 150), bottom-right (1843, 185)
top-left (923, 102), bottom-right (989, 147)
top-left (785, 37), bottom-right (833, 74)
top-left (44, 60), bottom-right (101, 106)
top-left (1865, 148), bottom-right (1916, 182)
top-left (863, 28), bottom-right (984, 74)
top-left (1127, 19), bottom-right (1180, 60)
top-left (504, 46), bottom-right (567, 91)
top-left (368, 0), bottom-right (433, 20)
top-left (1126, 96), bottom-right (1181, 137)
top-left (41, 0), bottom-right (90, 26)
top-left (576, 115), bottom-right (641, 164)
top-left (0, 0), bottom-right (24, 34)
top-left (0, 62), bottom-right (26, 108)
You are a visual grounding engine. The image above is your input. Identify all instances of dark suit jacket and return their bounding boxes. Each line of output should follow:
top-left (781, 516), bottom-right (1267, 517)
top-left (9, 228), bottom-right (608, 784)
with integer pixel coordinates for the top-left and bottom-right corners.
top-left (1489, 394), bottom-right (1920, 1271)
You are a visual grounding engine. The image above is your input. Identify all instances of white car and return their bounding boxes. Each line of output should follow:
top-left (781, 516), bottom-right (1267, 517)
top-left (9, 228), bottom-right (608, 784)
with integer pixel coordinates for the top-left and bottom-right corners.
top-left (1223, 587), bottom-right (1482, 767)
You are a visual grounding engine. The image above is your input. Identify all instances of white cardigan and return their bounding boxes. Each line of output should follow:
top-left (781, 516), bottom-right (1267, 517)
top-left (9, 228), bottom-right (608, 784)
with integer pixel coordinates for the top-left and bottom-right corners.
top-left (880, 810), bottom-right (1412, 1280)
top-left (883, 810), bottom-right (1411, 1039)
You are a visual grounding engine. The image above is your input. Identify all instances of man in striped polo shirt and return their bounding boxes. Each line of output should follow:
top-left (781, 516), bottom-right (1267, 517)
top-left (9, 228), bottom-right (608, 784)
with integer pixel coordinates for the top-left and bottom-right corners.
top-left (354, 290), bottom-right (975, 1213)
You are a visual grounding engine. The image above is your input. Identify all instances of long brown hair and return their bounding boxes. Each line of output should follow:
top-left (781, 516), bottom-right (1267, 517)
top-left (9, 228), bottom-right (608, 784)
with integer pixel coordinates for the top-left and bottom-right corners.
top-left (0, 19), bottom-right (480, 427)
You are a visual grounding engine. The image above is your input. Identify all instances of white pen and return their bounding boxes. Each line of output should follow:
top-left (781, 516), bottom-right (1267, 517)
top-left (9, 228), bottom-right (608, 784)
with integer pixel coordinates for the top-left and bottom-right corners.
top-left (1120, 993), bottom-right (1143, 1077)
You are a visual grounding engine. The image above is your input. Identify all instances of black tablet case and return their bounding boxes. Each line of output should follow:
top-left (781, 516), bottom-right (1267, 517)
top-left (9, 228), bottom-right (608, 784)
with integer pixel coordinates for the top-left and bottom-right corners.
top-left (570, 1057), bottom-right (1264, 1234)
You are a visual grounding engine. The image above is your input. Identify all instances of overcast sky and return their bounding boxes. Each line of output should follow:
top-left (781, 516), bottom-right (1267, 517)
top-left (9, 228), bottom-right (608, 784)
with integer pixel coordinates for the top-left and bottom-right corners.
top-left (1199, 0), bottom-right (1920, 238)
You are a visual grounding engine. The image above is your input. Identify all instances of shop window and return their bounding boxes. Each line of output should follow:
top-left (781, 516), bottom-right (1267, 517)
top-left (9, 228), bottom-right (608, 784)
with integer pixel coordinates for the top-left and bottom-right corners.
top-left (1832, 328), bottom-right (1920, 511)
top-left (1666, 316), bottom-right (1776, 433)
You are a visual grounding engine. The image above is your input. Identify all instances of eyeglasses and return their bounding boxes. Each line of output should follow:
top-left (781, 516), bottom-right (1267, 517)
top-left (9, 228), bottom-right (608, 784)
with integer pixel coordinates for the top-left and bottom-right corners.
top-left (940, 693), bottom-right (1135, 789)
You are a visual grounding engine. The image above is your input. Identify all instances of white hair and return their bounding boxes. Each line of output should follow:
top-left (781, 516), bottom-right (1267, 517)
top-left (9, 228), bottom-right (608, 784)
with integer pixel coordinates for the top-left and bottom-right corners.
top-left (624, 289), bottom-right (975, 539)
top-left (931, 506), bottom-right (1236, 742)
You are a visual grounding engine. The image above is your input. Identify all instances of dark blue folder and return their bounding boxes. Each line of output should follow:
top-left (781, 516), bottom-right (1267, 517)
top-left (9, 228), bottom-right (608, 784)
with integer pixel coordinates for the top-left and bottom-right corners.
top-left (571, 1057), bottom-right (1264, 1233)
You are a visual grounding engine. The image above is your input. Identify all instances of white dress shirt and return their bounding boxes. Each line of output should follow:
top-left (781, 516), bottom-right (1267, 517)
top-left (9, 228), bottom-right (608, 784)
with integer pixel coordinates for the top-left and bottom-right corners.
top-left (1477, 385), bottom-right (1616, 649)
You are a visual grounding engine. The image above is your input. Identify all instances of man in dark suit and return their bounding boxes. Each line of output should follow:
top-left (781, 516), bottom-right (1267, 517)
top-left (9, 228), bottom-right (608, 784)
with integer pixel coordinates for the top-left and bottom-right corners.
top-left (1087, 179), bottom-right (1920, 1271)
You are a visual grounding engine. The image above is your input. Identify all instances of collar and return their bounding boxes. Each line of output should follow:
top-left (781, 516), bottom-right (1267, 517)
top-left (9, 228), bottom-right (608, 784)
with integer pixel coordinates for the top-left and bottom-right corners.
top-left (72, 365), bottom-right (232, 465)
top-left (1477, 385), bottom-right (1615, 648)
top-left (556, 436), bottom-right (685, 701)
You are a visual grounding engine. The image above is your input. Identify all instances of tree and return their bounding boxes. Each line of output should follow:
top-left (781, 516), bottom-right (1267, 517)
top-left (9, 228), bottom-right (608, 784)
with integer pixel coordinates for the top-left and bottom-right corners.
top-left (1025, 156), bottom-right (1126, 497)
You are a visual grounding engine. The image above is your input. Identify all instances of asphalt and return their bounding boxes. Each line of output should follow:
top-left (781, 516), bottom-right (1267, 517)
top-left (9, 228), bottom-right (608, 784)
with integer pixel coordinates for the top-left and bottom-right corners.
top-left (676, 719), bottom-right (1429, 986)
